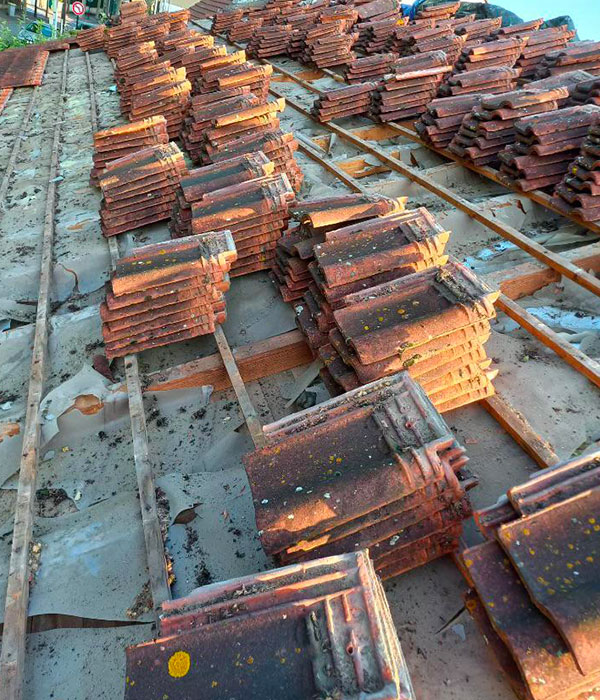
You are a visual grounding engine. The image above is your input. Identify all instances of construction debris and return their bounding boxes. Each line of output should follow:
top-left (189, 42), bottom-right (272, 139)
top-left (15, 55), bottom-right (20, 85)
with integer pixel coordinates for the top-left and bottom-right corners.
top-left (499, 104), bottom-right (600, 191)
top-left (464, 451), bottom-right (600, 700)
top-left (244, 373), bottom-right (473, 577)
top-left (101, 232), bottom-right (237, 359)
top-left (124, 551), bottom-right (416, 699)
top-left (98, 142), bottom-right (187, 237)
top-left (90, 116), bottom-right (169, 186)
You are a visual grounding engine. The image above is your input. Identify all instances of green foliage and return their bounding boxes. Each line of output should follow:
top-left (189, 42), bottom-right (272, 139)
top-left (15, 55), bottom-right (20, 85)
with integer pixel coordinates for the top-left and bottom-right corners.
top-left (0, 18), bottom-right (74, 51)
top-left (0, 20), bottom-right (29, 50)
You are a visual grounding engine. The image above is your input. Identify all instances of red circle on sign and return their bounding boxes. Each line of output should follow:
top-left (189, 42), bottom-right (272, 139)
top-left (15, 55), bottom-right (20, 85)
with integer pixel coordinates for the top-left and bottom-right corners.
top-left (72, 1), bottom-right (85, 15)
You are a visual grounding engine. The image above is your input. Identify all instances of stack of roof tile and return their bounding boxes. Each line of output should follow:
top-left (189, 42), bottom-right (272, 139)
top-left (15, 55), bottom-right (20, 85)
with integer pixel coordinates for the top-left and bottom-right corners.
top-left (487, 17), bottom-right (543, 40)
top-left (137, 16), bottom-right (169, 45)
top-left (106, 23), bottom-right (141, 59)
top-left (129, 65), bottom-right (192, 139)
top-left (416, 94), bottom-right (484, 148)
top-left (319, 4), bottom-right (358, 28)
top-left (156, 8), bottom-right (191, 32)
top-left (211, 8), bottom-right (245, 34)
top-left (76, 24), bottom-right (106, 51)
top-left (449, 86), bottom-right (569, 167)
top-left (387, 24), bottom-right (448, 56)
top-left (181, 90), bottom-right (255, 162)
top-left (535, 41), bottom-right (600, 78)
top-left (454, 17), bottom-right (503, 47)
top-left (118, 0), bottom-right (147, 23)
top-left (301, 208), bottom-right (449, 343)
top-left (195, 50), bottom-right (246, 89)
top-left (356, 0), bottom-right (400, 25)
top-left (227, 16), bottom-right (265, 43)
top-left (101, 232), bottom-right (236, 359)
top-left (119, 60), bottom-right (180, 117)
top-left (464, 450), bottom-right (600, 700)
top-left (512, 26), bottom-right (576, 79)
top-left (98, 142), bottom-right (187, 237)
top-left (436, 13), bottom-right (476, 32)
top-left (370, 57), bottom-right (452, 122)
top-left (553, 122), bottom-right (600, 222)
top-left (170, 152), bottom-right (275, 238)
top-left (499, 104), bottom-right (600, 191)
top-left (317, 260), bottom-right (499, 411)
top-left (114, 42), bottom-right (159, 113)
top-left (572, 76), bottom-right (600, 106)
top-left (185, 94), bottom-right (302, 191)
top-left (418, 33), bottom-right (466, 65)
top-left (175, 172), bottom-right (296, 277)
top-left (245, 372), bottom-right (473, 578)
top-left (246, 25), bottom-right (294, 58)
top-left (414, 0), bottom-right (459, 20)
top-left (201, 61), bottom-right (273, 102)
top-left (388, 25), bottom-right (466, 65)
top-left (312, 82), bottom-right (376, 122)
top-left (453, 37), bottom-right (528, 73)
top-left (274, 193), bottom-right (405, 304)
top-left (179, 45), bottom-right (228, 85)
top-left (124, 551), bottom-right (416, 700)
top-left (288, 19), bottom-right (332, 60)
top-left (91, 116), bottom-right (169, 186)
top-left (437, 66), bottom-right (521, 97)
top-left (159, 29), bottom-right (213, 60)
top-left (189, 0), bottom-right (234, 21)
top-left (342, 52), bottom-right (397, 82)
top-left (355, 18), bottom-right (398, 54)
top-left (303, 23), bottom-right (358, 68)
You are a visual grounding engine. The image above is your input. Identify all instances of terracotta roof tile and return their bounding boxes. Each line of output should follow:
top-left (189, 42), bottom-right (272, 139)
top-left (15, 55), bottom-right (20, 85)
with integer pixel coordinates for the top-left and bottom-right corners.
top-left (125, 551), bottom-right (415, 699)
top-left (0, 48), bottom-right (48, 89)
top-left (464, 451), bottom-right (600, 698)
top-left (244, 372), bottom-right (472, 576)
top-left (101, 232), bottom-right (236, 358)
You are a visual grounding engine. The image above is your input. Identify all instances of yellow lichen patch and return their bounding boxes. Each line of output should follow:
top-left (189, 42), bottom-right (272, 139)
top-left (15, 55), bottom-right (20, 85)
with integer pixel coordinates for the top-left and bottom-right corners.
top-left (168, 651), bottom-right (191, 679)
